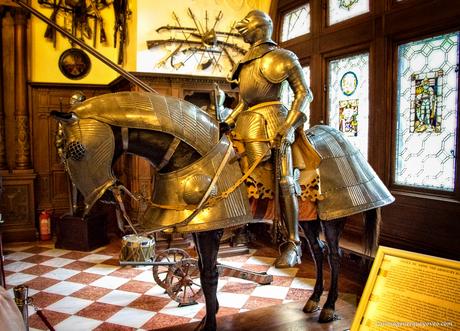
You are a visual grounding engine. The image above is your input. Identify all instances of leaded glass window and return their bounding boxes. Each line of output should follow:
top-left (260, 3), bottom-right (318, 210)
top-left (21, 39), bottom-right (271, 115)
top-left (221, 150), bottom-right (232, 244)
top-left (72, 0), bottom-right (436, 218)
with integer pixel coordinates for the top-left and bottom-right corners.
top-left (328, 0), bottom-right (369, 26)
top-left (281, 66), bottom-right (311, 128)
top-left (281, 4), bottom-right (310, 42)
top-left (395, 32), bottom-right (459, 191)
top-left (328, 53), bottom-right (369, 159)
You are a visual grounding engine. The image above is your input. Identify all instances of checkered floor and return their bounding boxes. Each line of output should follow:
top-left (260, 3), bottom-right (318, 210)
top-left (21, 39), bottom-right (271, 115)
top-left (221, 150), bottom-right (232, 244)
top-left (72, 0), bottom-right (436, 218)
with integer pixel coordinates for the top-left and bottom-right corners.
top-left (3, 238), bottom-right (360, 330)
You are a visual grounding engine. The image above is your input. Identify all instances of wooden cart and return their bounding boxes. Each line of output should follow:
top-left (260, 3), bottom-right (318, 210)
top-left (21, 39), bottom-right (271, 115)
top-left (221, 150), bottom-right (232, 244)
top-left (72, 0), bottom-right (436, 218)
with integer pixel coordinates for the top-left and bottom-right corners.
top-left (120, 247), bottom-right (273, 306)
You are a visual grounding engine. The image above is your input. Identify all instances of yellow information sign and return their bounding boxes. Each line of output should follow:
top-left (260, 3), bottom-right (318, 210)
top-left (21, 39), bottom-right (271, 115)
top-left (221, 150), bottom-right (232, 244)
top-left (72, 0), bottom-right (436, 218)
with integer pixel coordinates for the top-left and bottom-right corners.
top-left (351, 246), bottom-right (460, 330)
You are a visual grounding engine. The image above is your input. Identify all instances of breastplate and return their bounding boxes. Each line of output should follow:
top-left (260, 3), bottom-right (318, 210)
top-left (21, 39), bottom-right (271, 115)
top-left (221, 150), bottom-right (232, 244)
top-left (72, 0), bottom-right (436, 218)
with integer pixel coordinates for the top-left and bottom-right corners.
top-left (239, 59), bottom-right (283, 106)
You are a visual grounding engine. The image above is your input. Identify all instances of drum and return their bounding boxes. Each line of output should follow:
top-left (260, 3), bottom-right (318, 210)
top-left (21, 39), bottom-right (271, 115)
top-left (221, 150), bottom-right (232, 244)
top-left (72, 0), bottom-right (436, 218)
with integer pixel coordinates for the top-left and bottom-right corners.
top-left (119, 234), bottom-right (155, 262)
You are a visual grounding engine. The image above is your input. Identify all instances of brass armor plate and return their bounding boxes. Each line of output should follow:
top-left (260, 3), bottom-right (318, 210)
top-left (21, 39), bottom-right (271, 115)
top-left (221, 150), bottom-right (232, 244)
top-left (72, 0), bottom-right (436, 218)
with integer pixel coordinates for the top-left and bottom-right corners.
top-left (140, 135), bottom-right (254, 233)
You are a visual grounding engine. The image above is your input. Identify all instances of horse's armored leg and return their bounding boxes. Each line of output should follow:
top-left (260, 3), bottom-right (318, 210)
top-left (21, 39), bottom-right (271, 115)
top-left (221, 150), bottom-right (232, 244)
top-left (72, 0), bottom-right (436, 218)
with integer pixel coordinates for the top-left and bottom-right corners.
top-left (300, 219), bottom-right (324, 313)
top-left (320, 218), bottom-right (346, 323)
top-left (193, 229), bottom-right (223, 331)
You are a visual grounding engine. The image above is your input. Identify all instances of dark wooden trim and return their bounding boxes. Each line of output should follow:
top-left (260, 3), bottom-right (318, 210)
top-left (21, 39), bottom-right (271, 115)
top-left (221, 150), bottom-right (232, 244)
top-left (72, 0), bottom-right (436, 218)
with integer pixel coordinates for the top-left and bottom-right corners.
top-left (384, 1), bottom-right (460, 39)
top-left (0, 172), bottom-right (37, 243)
top-left (323, 1), bottom-right (373, 33)
top-left (28, 81), bottom-right (108, 89)
top-left (156, 300), bottom-right (356, 331)
top-left (108, 72), bottom-right (233, 93)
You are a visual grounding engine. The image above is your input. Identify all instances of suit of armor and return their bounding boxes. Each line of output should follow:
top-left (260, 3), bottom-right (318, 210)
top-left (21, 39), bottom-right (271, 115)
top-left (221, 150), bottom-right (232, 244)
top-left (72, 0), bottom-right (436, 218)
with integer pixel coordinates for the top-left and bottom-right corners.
top-left (225, 10), bottom-right (313, 268)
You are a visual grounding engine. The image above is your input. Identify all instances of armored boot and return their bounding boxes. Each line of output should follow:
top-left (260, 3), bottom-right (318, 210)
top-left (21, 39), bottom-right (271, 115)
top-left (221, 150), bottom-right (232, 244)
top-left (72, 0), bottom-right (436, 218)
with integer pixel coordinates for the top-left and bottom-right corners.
top-left (275, 239), bottom-right (301, 268)
top-left (275, 176), bottom-right (302, 268)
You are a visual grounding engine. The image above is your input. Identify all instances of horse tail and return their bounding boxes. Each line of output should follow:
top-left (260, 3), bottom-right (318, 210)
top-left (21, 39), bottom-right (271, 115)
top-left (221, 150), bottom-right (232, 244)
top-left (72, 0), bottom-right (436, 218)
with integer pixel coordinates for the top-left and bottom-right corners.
top-left (363, 208), bottom-right (381, 255)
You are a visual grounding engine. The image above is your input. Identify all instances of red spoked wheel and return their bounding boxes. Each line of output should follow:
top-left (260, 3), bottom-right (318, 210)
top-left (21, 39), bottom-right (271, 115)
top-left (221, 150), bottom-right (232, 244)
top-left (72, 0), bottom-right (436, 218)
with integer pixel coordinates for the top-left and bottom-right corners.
top-left (152, 248), bottom-right (191, 289)
top-left (165, 258), bottom-right (202, 306)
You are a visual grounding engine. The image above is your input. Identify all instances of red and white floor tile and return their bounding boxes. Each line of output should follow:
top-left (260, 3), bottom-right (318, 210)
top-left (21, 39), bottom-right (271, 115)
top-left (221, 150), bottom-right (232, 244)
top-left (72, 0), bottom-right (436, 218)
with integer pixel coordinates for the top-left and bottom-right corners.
top-left (3, 240), bottom-right (358, 330)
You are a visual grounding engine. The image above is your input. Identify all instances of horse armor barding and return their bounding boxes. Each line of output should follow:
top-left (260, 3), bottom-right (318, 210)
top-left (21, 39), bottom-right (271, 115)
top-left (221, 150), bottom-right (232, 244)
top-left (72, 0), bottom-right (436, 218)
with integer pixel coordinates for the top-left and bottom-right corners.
top-left (306, 125), bottom-right (395, 220)
top-left (55, 91), bottom-right (254, 233)
top-left (141, 134), bottom-right (254, 233)
top-left (55, 92), bottom-right (394, 231)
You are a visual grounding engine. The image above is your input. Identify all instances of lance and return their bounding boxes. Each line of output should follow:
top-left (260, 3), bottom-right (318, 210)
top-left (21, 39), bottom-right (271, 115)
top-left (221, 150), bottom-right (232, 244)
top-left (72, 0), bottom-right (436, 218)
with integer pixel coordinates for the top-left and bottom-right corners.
top-left (187, 8), bottom-right (204, 36)
top-left (12, 0), bottom-right (157, 94)
top-left (211, 10), bottom-right (223, 31)
top-left (147, 38), bottom-right (246, 55)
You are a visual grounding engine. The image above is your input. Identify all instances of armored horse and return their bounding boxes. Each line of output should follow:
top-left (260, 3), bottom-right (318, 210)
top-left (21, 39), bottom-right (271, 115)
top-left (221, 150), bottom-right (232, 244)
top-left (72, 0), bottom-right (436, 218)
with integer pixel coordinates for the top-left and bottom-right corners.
top-left (52, 91), bottom-right (394, 330)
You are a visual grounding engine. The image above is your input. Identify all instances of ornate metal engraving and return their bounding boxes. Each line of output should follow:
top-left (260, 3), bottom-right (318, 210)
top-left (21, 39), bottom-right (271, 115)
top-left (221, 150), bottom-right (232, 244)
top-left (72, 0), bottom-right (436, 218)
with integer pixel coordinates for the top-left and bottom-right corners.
top-left (71, 91), bottom-right (219, 156)
top-left (141, 135), bottom-right (253, 233)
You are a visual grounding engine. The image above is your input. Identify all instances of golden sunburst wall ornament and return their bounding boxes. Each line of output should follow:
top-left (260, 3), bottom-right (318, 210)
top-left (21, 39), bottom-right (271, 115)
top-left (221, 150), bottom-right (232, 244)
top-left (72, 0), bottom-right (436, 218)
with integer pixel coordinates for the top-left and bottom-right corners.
top-left (338, 0), bottom-right (359, 11)
top-left (146, 8), bottom-right (246, 75)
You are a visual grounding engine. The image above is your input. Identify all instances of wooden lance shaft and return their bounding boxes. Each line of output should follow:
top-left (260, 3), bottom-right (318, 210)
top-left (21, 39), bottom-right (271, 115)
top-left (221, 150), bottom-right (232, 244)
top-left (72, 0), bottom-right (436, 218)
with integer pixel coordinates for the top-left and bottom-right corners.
top-left (12, 0), bottom-right (157, 94)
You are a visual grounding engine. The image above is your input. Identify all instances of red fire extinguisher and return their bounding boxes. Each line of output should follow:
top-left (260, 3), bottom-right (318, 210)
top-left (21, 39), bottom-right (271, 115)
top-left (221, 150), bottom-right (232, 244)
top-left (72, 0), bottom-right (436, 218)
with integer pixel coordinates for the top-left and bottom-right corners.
top-left (39, 210), bottom-right (51, 241)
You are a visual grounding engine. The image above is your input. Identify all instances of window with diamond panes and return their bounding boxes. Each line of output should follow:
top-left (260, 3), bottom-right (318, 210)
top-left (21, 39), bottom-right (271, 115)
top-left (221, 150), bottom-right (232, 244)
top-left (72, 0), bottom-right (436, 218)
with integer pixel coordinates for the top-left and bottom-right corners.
top-left (281, 4), bottom-right (310, 42)
top-left (395, 32), bottom-right (459, 191)
top-left (281, 66), bottom-right (311, 128)
top-left (328, 0), bottom-right (369, 26)
top-left (328, 53), bottom-right (369, 159)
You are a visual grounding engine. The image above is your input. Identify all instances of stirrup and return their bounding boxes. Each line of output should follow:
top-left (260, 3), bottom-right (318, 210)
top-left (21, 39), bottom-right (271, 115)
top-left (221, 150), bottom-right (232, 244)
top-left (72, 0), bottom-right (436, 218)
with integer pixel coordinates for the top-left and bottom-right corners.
top-left (275, 241), bottom-right (302, 268)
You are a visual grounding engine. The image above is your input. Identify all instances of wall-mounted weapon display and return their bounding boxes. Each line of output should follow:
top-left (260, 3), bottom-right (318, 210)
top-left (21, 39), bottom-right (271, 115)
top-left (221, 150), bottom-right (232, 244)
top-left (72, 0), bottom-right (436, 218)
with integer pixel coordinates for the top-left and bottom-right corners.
top-left (38, 0), bottom-right (111, 48)
top-left (14, 0), bottom-right (154, 91)
top-left (146, 8), bottom-right (246, 74)
top-left (37, 0), bottom-right (130, 65)
top-left (113, 0), bottom-right (130, 64)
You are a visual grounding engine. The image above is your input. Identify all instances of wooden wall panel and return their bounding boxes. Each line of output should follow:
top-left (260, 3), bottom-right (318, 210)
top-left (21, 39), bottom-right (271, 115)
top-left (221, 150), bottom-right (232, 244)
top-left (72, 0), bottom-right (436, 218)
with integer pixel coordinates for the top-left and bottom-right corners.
top-left (381, 194), bottom-right (460, 260)
top-left (4, 0), bottom-right (457, 258)
top-left (0, 6), bottom-right (37, 241)
top-left (30, 84), bottom-right (110, 216)
top-left (52, 171), bottom-right (70, 205)
top-left (0, 173), bottom-right (36, 241)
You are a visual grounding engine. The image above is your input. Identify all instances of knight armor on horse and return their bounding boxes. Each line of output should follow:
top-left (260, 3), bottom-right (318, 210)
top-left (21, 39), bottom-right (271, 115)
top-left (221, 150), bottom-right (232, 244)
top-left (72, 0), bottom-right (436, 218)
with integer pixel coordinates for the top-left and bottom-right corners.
top-left (13, 0), bottom-right (396, 325)
top-left (223, 10), bottom-right (321, 268)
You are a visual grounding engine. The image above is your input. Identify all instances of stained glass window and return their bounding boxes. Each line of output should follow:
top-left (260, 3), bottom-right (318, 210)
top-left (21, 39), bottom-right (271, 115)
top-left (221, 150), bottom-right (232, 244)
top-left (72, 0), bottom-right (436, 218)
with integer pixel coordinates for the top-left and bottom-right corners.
top-left (328, 53), bottom-right (369, 159)
top-left (281, 66), bottom-right (311, 128)
top-left (281, 4), bottom-right (310, 42)
top-left (395, 32), bottom-right (459, 191)
top-left (328, 0), bottom-right (369, 26)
